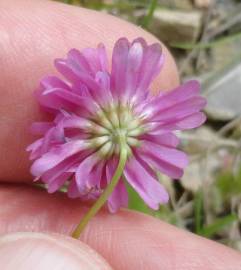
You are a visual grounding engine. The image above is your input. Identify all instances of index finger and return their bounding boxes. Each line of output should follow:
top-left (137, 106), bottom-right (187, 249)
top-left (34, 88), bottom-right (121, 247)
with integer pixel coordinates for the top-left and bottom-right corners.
top-left (1, 185), bottom-right (241, 270)
top-left (0, 0), bottom-right (178, 182)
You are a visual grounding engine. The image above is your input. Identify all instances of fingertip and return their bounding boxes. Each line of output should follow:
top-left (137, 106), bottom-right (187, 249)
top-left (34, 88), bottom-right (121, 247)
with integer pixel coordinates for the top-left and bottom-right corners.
top-left (0, 232), bottom-right (112, 270)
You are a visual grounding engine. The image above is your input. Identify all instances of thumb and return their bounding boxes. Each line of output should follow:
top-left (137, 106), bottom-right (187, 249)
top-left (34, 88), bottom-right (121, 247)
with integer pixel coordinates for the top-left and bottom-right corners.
top-left (0, 232), bottom-right (112, 270)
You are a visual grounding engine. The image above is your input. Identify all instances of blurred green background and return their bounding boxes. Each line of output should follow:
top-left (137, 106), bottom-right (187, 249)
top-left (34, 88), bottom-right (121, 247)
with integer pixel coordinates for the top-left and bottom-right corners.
top-left (55, 0), bottom-right (241, 251)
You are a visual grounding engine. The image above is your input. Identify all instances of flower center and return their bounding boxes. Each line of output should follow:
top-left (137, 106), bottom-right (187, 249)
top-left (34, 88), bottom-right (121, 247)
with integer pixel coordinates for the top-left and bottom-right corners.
top-left (87, 102), bottom-right (145, 158)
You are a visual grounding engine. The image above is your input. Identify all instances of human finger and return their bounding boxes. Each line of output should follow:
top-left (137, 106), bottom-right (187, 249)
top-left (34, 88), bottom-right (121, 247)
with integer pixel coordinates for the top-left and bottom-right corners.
top-left (0, 184), bottom-right (240, 270)
top-left (0, 232), bottom-right (112, 270)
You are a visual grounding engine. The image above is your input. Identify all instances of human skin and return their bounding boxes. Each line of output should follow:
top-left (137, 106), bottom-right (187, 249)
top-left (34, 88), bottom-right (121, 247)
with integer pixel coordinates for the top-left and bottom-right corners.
top-left (0, 1), bottom-right (240, 269)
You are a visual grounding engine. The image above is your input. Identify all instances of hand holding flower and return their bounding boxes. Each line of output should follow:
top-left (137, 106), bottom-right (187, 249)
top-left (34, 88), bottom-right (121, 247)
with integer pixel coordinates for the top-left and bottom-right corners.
top-left (0, 1), bottom-right (240, 269)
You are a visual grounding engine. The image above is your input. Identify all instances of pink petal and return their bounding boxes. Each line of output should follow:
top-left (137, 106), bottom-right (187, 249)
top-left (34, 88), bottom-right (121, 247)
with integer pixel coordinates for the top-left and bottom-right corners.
top-left (133, 151), bottom-right (156, 178)
top-left (111, 38), bottom-right (163, 102)
top-left (140, 132), bottom-right (179, 148)
top-left (47, 172), bottom-right (72, 193)
top-left (108, 179), bottom-right (128, 213)
top-left (97, 43), bottom-right (108, 71)
top-left (95, 72), bottom-right (110, 92)
top-left (55, 59), bottom-right (100, 91)
top-left (87, 160), bottom-right (105, 188)
top-left (81, 48), bottom-right (100, 73)
top-left (71, 83), bottom-right (91, 97)
top-left (41, 153), bottom-right (81, 185)
top-left (40, 124), bottom-right (65, 154)
top-left (153, 112), bottom-right (207, 132)
top-left (111, 38), bottom-right (130, 98)
top-left (36, 86), bottom-right (77, 113)
top-left (137, 151), bottom-right (183, 179)
top-left (26, 138), bottom-right (43, 160)
top-left (67, 49), bottom-right (92, 74)
top-left (138, 141), bottom-right (188, 179)
top-left (106, 158), bottom-right (128, 213)
top-left (146, 80), bottom-right (201, 113)
top-left (26, 138), bottom-right (43, 152)
top-left (30, 140), bottom-right (86, 177)
top-left (131, 37), bottom-right (147, 48)
top-left (151, 96), bottom-right (207, 122)
top-left (75, 154), bottom-right (101, 193)
top-left (61, 115), bottom-right (89, 129)
top-left (124, 42), bottom-right (144, 100)
top-left (124, 157), bottom-right (169, 209)
top-left (94, 71), bottom-right (112, 105)
top-left (81, 43), bottom-right (108, 74)
top-left (172, 112), bottom-right (206, 129)
top-left (105, 156), bottom-right (118, 182)
top-left (40, 87), bottom-right (98, 115)
top-left (136, 43), bottom-right (163, 94)
top-left (40, 76), bottom-right (72, 91)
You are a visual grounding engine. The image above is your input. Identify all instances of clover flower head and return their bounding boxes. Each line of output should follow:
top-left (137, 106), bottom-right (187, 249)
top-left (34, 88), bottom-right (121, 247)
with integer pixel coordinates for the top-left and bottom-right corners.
top-left (27, 37), bottom-right (206, 213)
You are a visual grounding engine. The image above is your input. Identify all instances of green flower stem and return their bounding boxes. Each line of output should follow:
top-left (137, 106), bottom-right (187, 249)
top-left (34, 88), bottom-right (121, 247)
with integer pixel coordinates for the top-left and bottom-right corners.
top-left (71, 134), bottom-right (128, 239)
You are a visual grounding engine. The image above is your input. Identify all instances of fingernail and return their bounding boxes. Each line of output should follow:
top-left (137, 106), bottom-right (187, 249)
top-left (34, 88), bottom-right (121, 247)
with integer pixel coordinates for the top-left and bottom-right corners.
top-left (0, 232), bottom-right (112, 270)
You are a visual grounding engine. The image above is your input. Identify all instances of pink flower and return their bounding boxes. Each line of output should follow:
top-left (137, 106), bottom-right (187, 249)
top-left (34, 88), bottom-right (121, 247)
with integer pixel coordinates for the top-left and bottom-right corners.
top-left (27, 37), bottom-right (206, 213)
